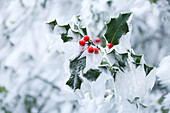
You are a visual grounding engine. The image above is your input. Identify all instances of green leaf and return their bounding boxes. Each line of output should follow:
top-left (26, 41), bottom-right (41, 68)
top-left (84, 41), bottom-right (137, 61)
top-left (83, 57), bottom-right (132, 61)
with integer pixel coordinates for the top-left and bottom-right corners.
top-left (158, 96), bottom-right (164, 105)
top-left (46, 19), bottom-right (57, 30)
top-left (46, 19), bottom-right (57, 26)
top-left (149, 0), bottom-right (158, 4)
top-left (144, 64), bottom-right (154, 76)
top-left (81, 27), bottom-right (87, 35)
top-left (108, 50), bottom-right (129, 70)
top-left (61, 34), bottom-right (73, 42)
top-left (131, 52), bottom-right (142, 64)
top-left (132, 62), bottom-right (141, 68)
top-left (66, 74), bottom-right (83, 90)
top-left (24, 94), bottom-right (37, 113)
top-left (161, 106), bottom-right (169, 113)
top-left (47, 19), bottom-right (73, 42)
top-left (0, 86), bottom-right (8, 93)
top-left (101, 61), bottom-right (109, 65)
top-left (139, 103), bottom-right (147, 108)
top-left (57, 24), bottom-right (74, 43)
top-left (66, 54), bottom-right (86, 90)
top-left (104, 13), bottom-right (131, 45)
top-left (59, 24), bottom-right (70, 31)
top-left (131, 52), bottom-right (142, 67)
top-left (83, 69), bottom-right (102, 81)
top-left (48, 16), bottom-right (89, 43)
top-left (69, 15), bottom-right (87, 36)
top-left (107, 0), bottom-right (112, 7)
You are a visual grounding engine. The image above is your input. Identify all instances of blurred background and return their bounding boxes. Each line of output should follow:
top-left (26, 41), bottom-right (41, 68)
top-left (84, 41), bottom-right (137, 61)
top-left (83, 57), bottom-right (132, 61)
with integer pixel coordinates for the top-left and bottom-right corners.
top-left (0, 0), bottom-right (170, 113)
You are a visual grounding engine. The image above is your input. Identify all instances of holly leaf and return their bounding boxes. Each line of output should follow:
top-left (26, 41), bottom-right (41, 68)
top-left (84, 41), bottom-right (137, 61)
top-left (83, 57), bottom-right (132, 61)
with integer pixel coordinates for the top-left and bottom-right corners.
top-left (108, 50), bottom-right (129, 70)
top-left (61, 34), bottom-right (73, 42)
top-left (66, 74), bottom-right (83, 90)
top-left (47, 19), bottom-right (57, 26)
top-left (131, 52), bottom-right (142, 67)
top-left (131, 52), bottom-right (142, 64)
top-left (0, 86), bottom-right (8, 93)
top-left (149, 0), bottom-right (158, 4)
top-left (144, 64), bottom-right (154, 76)
top-left (161, 107), bottom-right (169, 113)
top-left (69, 15), bottom-right (87, 36)
top-left (46, 19), bottom-right (57, 30)
top-left (81, 27), bottom-right (87, 35)
top-left (104, 13), bottom-right (131, 45)
top-left (66, 54), bottom-right (86, 90)
top-left (57, 24), bottom-right (73, 43)
top-left (47, 16), bottom-right (87, 43)
top-left (83, 69), bottom-right (102, 81)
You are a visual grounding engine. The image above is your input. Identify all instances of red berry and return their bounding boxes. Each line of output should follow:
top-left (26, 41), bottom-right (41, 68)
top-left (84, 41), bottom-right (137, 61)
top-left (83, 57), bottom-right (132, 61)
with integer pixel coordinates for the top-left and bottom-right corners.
top-left (107, 43), bottom-right (113, 49)
top-left (94, 48), bottom-right (99, 54)
top-left (79, 40), bottom-right (86, 46)
top-left (93, 40), bottom-right (96, 44)
top-left (84, 35), bottom-right (90, 42)
top-left (88, 46), bottom-right (94, 53)
top-left (95, 38), bottom-right (101, 43)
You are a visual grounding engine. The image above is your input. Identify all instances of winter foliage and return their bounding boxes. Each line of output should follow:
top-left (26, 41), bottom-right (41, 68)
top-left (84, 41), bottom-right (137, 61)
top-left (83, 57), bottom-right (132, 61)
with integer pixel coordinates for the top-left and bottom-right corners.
top-left (0, 0), bottom-right (170, 113)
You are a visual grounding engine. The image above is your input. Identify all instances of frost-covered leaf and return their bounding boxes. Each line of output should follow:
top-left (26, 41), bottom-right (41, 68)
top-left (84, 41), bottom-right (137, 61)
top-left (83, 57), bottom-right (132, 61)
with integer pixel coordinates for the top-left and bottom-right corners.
top-left (24, 94), bottom-right (37, 112)
top-left (66, 53), bottom-right (86, 90)
top-left (46, 19), bottom-right (57, 30)
top-left (104, 13), bottom-right (131, 45)
top-left (149, 0), bottom-right (158, 4)
top-left (61, 33), bottom-right (73, 42)
top-left (83, 69), bottom-right (102, 81)
top-left (57, 24), bottom-right (73, 42)
top-left (0, 86), bottom-right (8, 93)
top-left (81, 27), bottom-right (87, 35)
top-left (66, 74), bottom-right (83, 90)
top-left (131, 52), bottom-right (142, 64)
top-left (130, 52), bottom-right (142, 67)
top-left (161, 107), bottom-right (169, 113)
top-left (108, 50), bottom-right (129, 71)
top-left (69, 15), bottom-right (87, 36)
top-left (139, 103), bottom-right (147, 108)
top-left (48, 16), bottom-right (88, 43)
top-left (144, 64), bottom-right (154, 76)
top-left (158, 96), bottom-right (164, 105)
top-left (47, 19), bottom-right (57, 26)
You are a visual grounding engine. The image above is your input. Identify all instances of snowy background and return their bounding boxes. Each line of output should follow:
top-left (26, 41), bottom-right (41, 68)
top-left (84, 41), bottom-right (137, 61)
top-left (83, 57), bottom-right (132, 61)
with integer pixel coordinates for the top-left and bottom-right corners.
top-left (0, 0), bottom-right (170, 113)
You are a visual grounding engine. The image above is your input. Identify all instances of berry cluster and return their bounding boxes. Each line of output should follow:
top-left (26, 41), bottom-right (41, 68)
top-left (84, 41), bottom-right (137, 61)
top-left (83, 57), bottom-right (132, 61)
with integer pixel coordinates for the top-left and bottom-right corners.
top-left (79, 35), bottom-right (100, 54)
top-left (79, 35), bottom-right (113, 54)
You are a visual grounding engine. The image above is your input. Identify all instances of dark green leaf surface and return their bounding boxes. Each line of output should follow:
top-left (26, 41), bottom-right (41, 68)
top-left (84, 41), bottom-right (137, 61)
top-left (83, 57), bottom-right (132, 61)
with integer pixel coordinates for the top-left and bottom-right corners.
top-left (149, 0), bottom-right (158, 4)
top-left (108, 50), bottom-right (129, 70)
top-left (61, 34), bottom-right (73, 42)
top-left (0, 86), bottom-right (8, 93)
top-left (131, 52), bottom-right (142, 67)
top-left (46, 19), bottom-right (57, 26)
top-left (58, 24), bottom-right (73, 43)
top-left (83, 69), bottom-right (102, 81)
top-left (66, 74), bottom-right (83, 90)
top-left (144, 64), bottom-right (154, 76)
top-left (47, 16), bottom-right (87, 42)
top-left (104, 13), bottom-right (131, 45)
top-left (66, 54), bottom-right (86, 90)
top-left (131, 52), bottom-right (142, 64)
top-left (46, 19), bottom-right (57, 30)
